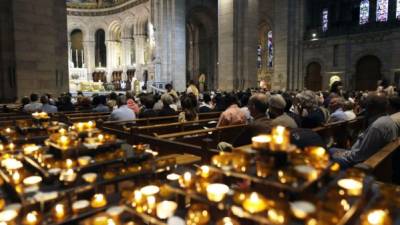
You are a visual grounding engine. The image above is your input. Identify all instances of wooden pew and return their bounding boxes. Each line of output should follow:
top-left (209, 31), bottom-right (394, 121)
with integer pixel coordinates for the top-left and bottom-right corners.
top-left (355, 138), bottom-right (400, 184)
top-left (129, 134), bottom-right (218, 163)
top-left (156, 124), bottom-right (247, 150)
top-left (130, 118), bottom-right (218, 136)
top-left (313, 117), bottom-right (365, 148)
top-left (101, 111), bottom-right (222, 132)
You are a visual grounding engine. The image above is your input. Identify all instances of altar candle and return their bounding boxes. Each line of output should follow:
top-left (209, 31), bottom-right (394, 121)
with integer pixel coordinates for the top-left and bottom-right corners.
top-left (5, 128), bottom-right (11, 134)
top-left (98, 134), bottom-right (104, 142)
top-left (54, 204), bottom-right (66, 220)
top-left (91, 194), bottom-right (107, 208)
top-left (0, 144), bottom-right (3, 151)
top-left (156, 201), bottom-right (177, 219)
top-left (206, 183), bottom-right (229, 202)
top-left (252, 135), bottom-right (271, 150)
top-left (181, 172), bottom-right (192, 188)
top-left (366, 209), bottom-right (389, 225)
top-left (133, 190), bottom-right (143, 206)
top-left (268, 209), bottom-right (285, 224)
top-left (66, 159), bottom-right (74, 169)
top-left (200, 165), bottom-right (210, 178)
top-left (12, 171), bottom-right (21, 184)
top-left (59, 128), bottom-right (66, 135)
top-left (140, 185), bottom-right (160, 196)
top-left (24, 211), bottom-right (39, 225)
top-left (87, 121), bottom-right (95, 129)
top-left (243, 192), bottom-right (268, 214)
top-left (77, 122), bottom-right (84, 131)
top-left (337, 178), bottom-right (363, 196)
top-left (8, 143), bottom-right (15, 151)
top-left (59, 136), bottom-right (69, 147)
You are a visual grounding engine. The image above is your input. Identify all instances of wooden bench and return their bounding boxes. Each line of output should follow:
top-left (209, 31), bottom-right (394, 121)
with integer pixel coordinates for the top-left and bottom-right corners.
top-left (129, 118), bottom-right (219, 136)
top-left (156, 124), bottom-right (247, 151)
top-left (313, 117), bottom-right (365, 148)
top-left (355, 138), bottom-right (400, 184)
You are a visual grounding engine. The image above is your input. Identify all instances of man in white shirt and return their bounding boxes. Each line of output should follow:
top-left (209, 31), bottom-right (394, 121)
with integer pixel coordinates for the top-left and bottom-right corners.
top-left (23, 93), bottom-right (43, 113)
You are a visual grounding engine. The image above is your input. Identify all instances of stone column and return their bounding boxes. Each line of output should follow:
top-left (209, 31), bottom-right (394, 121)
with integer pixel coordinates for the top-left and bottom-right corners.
top-left (134, 35), bottom-right (146, 66)
top-left (68, 41), bottom-right (72, 68)
top-left (121, 37), bottom-right (132, 80)
top-left (83, 40), bottom-right (95, 80)
top-left (152, 0), bottom-right (186, 91)
top-left (217, 0), bottom-right (235, 90)
top-left (273, 0), bottom-right (289, 90)
top-left (106, 40), bottom-right (114, 82)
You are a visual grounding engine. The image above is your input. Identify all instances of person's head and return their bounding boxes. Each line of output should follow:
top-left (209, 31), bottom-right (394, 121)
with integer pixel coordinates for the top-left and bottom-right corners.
top-left (165, 83), bottom-right (173, 92)
top-left (248, 93), bottom-right (269, 118)
top-left (297, 90), bottom-right (317, 110)
top-left (181, 94), bottom-right (197, 110)
top-left (240, 94), bottom-right (250, 108)
top-left (21, 96), bottom-right (30, 106)
top-left (77, 91), bottom-right (83, 97)
top-left (203, 93), bottom-right (211, 104)
top-left (126, 91), bottom-right (134, 100)
top-left (328, 97), bottom-right (345, 113)
top-left (92, 96), bottom-right (100, 106)
top-left (142, 94), bottom-right (155, 109)
top-left (40, 95), bottom-right (49, 105)
top-left (161, 94), bottom-right (173, 107)
top-left (269, 94), bottom-right (287, 119)
top-left (388, 96), bottom-right (400, 114)
top-left (117, 95), bottom-right (127, 107)
top-left (378, 79), bottom-right (389, 88)
top-left (330, 81), bottom-right (343, 94)
top-left (364, 94), bottom-right (388, 119)
top-left (109, 92), bottom-right (118, 101)
top-left (30, 93), bottom-right (39, 102)
top-left (224, 93), bottom-right (239, 107)
top-left (282, 93), bottom-right (293, 113)
top-left (343, 101), bottom-right (354, 112)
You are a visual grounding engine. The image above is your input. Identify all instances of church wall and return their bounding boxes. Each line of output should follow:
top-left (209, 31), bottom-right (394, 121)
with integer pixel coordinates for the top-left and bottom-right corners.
top-left (302, 30), bottom-right (399, 91)
top-left (12, 0), bottom-right (69, 99)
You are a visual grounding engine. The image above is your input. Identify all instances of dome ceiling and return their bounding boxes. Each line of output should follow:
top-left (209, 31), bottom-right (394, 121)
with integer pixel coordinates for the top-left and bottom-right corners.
top-left (66, 0), bottom-right (126, 8)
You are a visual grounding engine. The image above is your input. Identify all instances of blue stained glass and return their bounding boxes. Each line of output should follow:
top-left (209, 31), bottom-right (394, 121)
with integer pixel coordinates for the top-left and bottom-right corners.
top-left (267, 31), bottom-right (273, 68)
top-left (360, 0), bottom-right (370, 25)
top-left (376, 0), bottom-right (389, 22)
top-left (397, 0), bottom-right (400, 20)
top-left (322, 9), bottom-right (328, 32)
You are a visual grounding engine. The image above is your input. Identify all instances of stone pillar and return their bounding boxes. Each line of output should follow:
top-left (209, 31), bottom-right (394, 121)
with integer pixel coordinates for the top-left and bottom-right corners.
top-left (152, 0), bottom-right (186, 91)
top-left (217, 0), bottom-right (235, 90)
top-left (106, 40), bottom-right (114, 82)
top-left (121, 37), bottom-right (132, 80)
top-left (134, 35), bottom-right (146, 66)
top-left (83, 40), bottom-right (95, 80)
top-left (68, 41), bottom-right (72, 68)
top-left (273, 0), bottom-right (289, 90)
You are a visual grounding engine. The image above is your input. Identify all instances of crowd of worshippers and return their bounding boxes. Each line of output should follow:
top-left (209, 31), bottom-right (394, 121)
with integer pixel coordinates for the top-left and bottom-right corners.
top-left (10, 80), bottom-right (400, 169)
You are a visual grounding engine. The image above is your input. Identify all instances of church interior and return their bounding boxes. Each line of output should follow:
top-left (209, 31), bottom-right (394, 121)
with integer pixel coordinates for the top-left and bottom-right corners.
top-left (0, 0), bottom-right (400, 224)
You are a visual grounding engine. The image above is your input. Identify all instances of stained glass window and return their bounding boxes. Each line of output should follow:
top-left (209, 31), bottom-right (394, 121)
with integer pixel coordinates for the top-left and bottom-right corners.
top-left (397, 0), bottom-right (400, 20)
top-left (360, 0), bottom-right (370, 25)
top-left (322, 9), bottom-right (328, 32)
top-left (257, 45), bottom-right (262, 69)
top-left (267, 31), bottom-right (273, 68)
top-left (376, 0), bottom-right (389, 22)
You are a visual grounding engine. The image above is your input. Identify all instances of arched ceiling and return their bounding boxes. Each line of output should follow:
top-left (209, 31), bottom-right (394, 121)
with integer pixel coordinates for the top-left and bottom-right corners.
top-left (66, 0), bottom-right (127, 9)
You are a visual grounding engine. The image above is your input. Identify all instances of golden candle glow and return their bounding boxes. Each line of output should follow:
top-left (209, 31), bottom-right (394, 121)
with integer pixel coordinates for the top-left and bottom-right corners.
top-left (337, 178), bottom-right (363, 196)
top-left (12, 171), bottom-right (21, 184)
top-left (216, 217), bottom-right (240, 225)
top-left (268, 209), bottom-right (285, 224)
top-left (23, 176), bottom-right (42, 187)
top-left (140, 185), bottom-right (160, 196)
top-left (156, 201), bottom-right (178, 219)
top-left (54, 204), bottom-right (66, 220)
top-left (24, 211), bottom-right (39, 225)
top-left (0, 144), bottom-right (3, 151)
top-left (87, 121), bottom-right (95, 129)
top-left (251, 135), bottom-right (271, 150)
top-left (242, 192), bottom-right (268, 214)
top-left (199, 165), bottom-right (210, 178)
top-left (290, 201), bottom-right (316, 219)
top-left (97, 134), bottom-right (104, 142)
top-left (179, 172), bottom-right (194, 188)
top-left (59, 136), bottom-right (69, 147)
top-left (72, 200), bottom-right (90, 214)
top-left (59, 128), bottom-right (66, 135)
top-left (77, 122), bottom-right (84, 131)
top-left (8, 143), bottom-right (15, 151)
top-left (0, 209), bottom-right (18, 223)
top-left (5, 128), bottom-right (11, 134)
top-left (365, 209), bottom-right (389, 225)
top-left (65, 159), bottom-right (74, 169)
top-left (91, 194), bottom-right (107, 208)
top-left (206, 183), bottom-right (229, 202)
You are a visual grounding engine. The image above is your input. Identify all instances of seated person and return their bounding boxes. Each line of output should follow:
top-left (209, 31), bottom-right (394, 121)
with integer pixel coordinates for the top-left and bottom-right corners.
top-left (296, 91), bottom-right (325, 129)
top-left (92, 95), bottom-right (110, 113)
top-left (344, 101), bottom-right (356, 121)
top-left (179, 94), bottom-right (198, 122)
top-left (329, 94), bottom-right (399, 168)
top-left (328, 97), bottom-right (348, 123)
top-left (199, 93), bottom-right (214, 113)
top-left (158, 94), bottom-right (178, 117)
top-left (40, 95), bottom-right (57, 113)
top-left (217, 93), bottom-right (246, 127)
top-left (139, 94), bottom-right (158, 118)
top-left (23, 93), bottom-right (43, 113)
top-left (268, 94), bottom-right (298, 129)
top-left (109, 95), bottom-right (136, 121)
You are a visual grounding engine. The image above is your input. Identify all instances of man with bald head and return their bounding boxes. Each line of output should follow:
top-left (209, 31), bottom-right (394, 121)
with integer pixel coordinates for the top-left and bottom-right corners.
top-left (269, 94), bottom-right (298, 129)
top-left (330, 94), bottom-right (399, 168)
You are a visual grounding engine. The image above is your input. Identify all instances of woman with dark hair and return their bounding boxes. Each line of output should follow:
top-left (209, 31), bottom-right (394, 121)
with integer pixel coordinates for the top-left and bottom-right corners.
top-left (178, 93), bottom-right (198, 122)
top-left (330, 81), bottom-right (343, 96)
